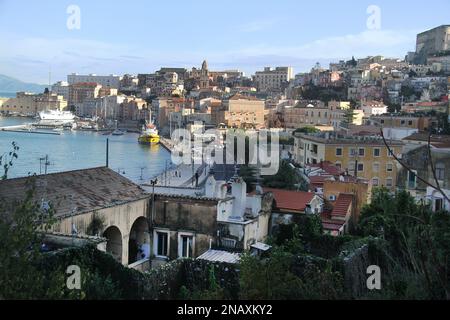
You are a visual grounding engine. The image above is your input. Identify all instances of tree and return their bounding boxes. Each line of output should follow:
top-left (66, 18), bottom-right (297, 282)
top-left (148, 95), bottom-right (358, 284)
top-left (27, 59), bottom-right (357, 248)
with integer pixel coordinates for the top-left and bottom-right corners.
top-left (0, 142), bottom-right (61, 299)
top-left (341, 108), bottom-right (358, 128)
top-left (293, 126), bottom-right (320, 135)
top-left (262, 160), bottom-right (301, 190)
top-left (357, 189), bottom-right (450, 299)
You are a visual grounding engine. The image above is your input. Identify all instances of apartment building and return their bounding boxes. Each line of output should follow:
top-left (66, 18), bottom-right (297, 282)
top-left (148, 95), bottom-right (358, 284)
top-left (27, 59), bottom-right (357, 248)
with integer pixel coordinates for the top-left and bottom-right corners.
top-left (282, 100), bottom-right (362, 129)
top-left (294, 133), bottom-right (404, 190)
top-left (152, 97), bottom-right (195, 132)
top-left (68, 73), bottom-right (121, 89)
top-left (68, 82), bottom-right (102, 107)
top-left (254, 66), bottom-right (294, 92)
top-left (213, 94), bottom-right (265, 129)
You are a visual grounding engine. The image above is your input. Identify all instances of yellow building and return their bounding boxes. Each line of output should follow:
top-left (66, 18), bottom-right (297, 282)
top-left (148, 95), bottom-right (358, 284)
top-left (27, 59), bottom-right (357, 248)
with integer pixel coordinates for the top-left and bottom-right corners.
top-left (294, 133), bottom-right (403, 190)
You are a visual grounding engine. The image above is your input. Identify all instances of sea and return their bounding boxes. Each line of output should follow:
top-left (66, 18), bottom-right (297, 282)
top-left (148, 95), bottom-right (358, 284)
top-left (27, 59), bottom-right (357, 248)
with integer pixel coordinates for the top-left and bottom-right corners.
top-left (0, 117), bottom-right (172, 183)
top-left (0, 92), bottom-right (16, 98)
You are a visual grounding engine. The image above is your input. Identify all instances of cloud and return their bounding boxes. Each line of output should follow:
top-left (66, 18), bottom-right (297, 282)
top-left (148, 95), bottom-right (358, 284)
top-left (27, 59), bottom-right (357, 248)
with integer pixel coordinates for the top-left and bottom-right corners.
top-left (238, 19), bottom-right (279, 33)
top-left (0, 28), bottom-right (419, 82)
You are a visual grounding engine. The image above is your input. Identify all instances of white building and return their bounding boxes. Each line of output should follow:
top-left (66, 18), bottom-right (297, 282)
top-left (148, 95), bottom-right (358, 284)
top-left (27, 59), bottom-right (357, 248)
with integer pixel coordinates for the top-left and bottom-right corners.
top-left (360, 101), bottom-right (388, 117)
top-left (68, 73), bottom-right (122, 89)
top-left (426, 186), bottom-right (450, 212)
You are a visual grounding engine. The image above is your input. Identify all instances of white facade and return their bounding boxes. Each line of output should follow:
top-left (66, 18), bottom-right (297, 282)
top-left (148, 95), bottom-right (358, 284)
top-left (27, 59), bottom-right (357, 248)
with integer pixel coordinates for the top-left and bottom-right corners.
top-left (68, 73), bottom-right (121, 89)
top-left (361, 103), bottom-right (388, 117)
top-left (426, 186), bottom-right (450, 212)
top-left (51, 81), bottom-right (69, 100)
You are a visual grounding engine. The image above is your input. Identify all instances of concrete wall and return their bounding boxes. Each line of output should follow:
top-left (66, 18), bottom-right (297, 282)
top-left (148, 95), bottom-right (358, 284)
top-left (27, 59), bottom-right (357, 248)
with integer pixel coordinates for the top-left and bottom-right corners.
top-left (52, 198), bottom-right (150, 266)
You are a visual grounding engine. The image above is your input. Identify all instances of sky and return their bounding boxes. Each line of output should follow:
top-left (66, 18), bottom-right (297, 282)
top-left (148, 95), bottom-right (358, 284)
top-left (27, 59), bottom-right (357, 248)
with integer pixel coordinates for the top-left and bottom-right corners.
top-left (0, 0), bottom-right (449, 84)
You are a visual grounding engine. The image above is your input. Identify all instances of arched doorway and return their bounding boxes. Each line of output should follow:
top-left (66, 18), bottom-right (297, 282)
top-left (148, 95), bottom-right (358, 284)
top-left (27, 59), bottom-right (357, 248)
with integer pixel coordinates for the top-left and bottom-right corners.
top-left (103, 226), bottom-right (123, 263)
top-left (128, 217), bottom-right (150, 264)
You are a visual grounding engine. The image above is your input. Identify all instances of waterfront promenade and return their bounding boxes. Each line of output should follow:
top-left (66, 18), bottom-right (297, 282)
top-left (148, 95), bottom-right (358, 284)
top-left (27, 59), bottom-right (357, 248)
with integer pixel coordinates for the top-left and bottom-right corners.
top-left (150, 137), bottom-right (211, 188)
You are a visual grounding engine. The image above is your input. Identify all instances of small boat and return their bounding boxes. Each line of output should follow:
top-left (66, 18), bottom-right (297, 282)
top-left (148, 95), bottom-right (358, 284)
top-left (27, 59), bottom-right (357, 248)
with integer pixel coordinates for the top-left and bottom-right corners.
top-left (53, 127), bottom-right (64, 132)
top-left (112, 129), bottom-right (125, 136)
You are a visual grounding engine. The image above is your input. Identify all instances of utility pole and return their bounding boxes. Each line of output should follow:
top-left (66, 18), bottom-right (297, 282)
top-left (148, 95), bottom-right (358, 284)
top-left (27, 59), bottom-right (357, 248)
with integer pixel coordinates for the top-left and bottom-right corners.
top-left (106, 138), bottom-right (109, 168)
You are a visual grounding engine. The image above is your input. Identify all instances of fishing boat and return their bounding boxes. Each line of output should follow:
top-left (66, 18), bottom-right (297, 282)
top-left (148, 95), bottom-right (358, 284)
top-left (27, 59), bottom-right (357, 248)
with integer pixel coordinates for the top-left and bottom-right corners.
top-left (138, 121), bottom-right (160, 145)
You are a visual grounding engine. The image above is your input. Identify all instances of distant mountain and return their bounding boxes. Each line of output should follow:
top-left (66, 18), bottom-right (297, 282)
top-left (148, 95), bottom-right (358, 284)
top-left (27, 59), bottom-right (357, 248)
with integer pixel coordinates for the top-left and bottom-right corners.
top-left (0, 74), bottom-right (48, 94)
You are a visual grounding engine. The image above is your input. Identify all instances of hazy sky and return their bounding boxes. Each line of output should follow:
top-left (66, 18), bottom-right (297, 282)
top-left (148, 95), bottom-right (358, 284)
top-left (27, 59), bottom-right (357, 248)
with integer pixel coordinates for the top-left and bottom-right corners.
top-left (0, 0), bottom-right (449, 83)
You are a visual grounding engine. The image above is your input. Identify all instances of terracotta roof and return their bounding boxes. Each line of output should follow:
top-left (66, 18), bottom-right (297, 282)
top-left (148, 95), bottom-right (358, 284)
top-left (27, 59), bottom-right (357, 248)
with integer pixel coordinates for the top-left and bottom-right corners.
top-left (331, 193), bottom-right (353, 217)
top-left (263, 188), bottom-right (315, 212)
top-left (0, 167), bottom-right (148, 218)
top-left (309, 176), bottom-right (329, 185)
top-left (309, 161), bottom-right (343, 176)
top-left (322, 221), bottom-right (345, 231)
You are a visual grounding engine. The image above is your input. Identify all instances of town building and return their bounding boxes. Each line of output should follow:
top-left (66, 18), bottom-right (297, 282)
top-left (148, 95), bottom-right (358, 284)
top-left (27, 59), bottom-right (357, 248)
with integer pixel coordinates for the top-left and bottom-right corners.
top-left (212, 94), bottom-right (265, 129)
top-left (397, 143), bottom-right (450, 212)
top-left (68, 82), bottom-right (102, 107)
top-left (413, 25), bottom-right (450, 64)
top-left (51, 81), bottom-right (70, 101)
top-left (254, 66), bottom-right (294, 92)
top-left (294, 132), bottom-right (404, 190)
top-left (68, 73), bottom-right (121, 89)
top-left (0, 92), bottom-right (67, 116)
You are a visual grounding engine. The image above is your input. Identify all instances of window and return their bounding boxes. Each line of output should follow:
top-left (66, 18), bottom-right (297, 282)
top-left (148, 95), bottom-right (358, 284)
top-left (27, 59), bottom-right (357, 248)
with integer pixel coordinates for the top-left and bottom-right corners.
top-left (372, 178), bottom-right (379, 186)
top-left (349, 148), bottom-right (357, 157)
top-left (336, 148), bottom-right (343, 156)
top-left (408, 120), bottom-right (413, 126)
top-left (408, 170), bottom-right (417, 189)
top-left (357, 163), bottom-right (364, 172)
top-left (335, 162), bottom-right (342, 169)
top-left (359, 148), bottom-right (365, 157)
top-left (154, 230), bottom-right (169, 258)
top-left (373, 162), bottom-right (380, 172)
top-left (386, 178), bottom-right (393, 187)
top-left (373, 148), bottom-right (380, 157)
top-left (178, 233), bottom-right (194, 258)
top-left (436, 163), bottom-right (445, 181)
top-left (386, 163), bottom-right (393, 172)
top-left (387, 149), bottom-right (394, 157)
top-left (435, 198), bottom-right (444, 212)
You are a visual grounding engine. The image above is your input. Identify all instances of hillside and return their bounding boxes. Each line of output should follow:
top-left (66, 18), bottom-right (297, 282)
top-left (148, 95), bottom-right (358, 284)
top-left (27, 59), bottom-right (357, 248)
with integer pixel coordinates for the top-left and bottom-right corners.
top-left (0, 74), bottom-right (48, 94)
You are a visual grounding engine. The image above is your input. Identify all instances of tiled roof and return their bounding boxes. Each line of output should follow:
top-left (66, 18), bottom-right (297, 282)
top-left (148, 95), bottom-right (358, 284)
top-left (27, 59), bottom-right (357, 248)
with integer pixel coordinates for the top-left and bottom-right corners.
top-left (309, 161), bottom-right (343, 176)
top-left (0, 167), bottom-right (148, 218)
top-left (263, 188), bottom-right (315, 212)
top-left (331, 193), bottom-right (353, 217)
top-left (197, 249), bottom-right (241, 264)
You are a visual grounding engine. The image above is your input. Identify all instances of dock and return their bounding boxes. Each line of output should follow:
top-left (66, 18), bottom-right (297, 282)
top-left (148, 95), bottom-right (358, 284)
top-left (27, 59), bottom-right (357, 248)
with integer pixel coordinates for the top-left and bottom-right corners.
top-left (0, 124), bottom-right (62, 135)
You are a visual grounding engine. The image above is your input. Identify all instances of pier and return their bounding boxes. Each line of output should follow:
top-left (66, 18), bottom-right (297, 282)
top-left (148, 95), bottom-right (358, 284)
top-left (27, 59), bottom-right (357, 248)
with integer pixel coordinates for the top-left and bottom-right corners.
top-left (0, 124), bottom-right (62, 135)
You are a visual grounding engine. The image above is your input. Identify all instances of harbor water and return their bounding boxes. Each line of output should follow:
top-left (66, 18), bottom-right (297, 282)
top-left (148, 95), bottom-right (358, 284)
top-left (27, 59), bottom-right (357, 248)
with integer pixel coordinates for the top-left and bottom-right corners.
top-left (0, 117), bottom-right (172, 183)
